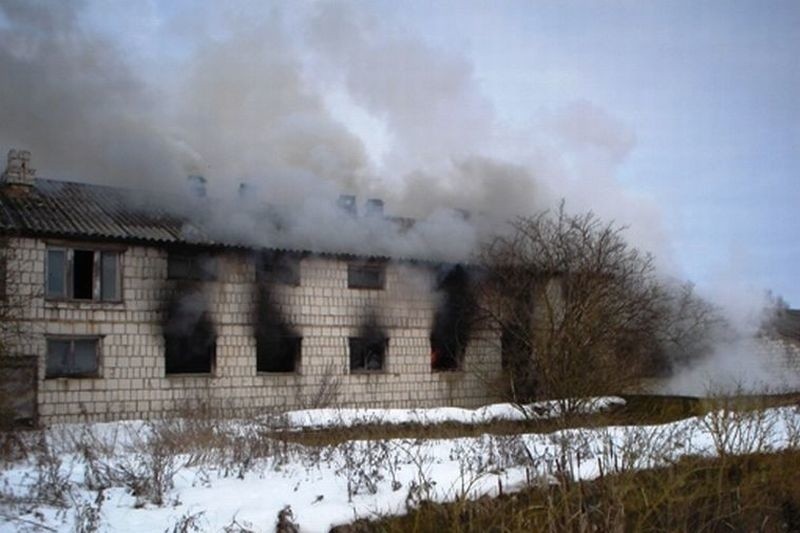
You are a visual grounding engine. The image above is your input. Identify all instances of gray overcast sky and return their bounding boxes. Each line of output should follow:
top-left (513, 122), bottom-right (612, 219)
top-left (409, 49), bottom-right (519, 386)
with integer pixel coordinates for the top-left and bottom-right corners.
top-left (2, 0), bottom-right (798, 304)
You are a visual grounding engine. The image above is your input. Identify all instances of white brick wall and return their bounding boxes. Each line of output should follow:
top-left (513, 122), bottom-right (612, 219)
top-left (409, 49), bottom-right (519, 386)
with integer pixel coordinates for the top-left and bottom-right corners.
top-left (4, 237), bottom-right (503, 424)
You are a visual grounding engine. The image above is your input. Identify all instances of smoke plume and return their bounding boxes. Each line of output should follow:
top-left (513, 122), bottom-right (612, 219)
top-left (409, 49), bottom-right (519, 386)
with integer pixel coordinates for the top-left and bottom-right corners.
top-left (0, 0), bottom-right (661, 262)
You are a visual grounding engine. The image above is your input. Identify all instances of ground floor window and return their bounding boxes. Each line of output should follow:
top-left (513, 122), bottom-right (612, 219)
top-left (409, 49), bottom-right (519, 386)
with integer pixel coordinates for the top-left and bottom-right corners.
top-left (163, 289), bottom-right (216, 375)
top-left (349, 336), bottom-right (387, 372)
top-left (257, 336), bottom-right (301, 373)
top-left (45, 337), bottom-right (100, 378)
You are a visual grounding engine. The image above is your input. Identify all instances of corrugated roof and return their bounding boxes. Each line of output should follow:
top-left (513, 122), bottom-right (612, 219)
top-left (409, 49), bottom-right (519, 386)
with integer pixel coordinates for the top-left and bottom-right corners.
top-left (0, 179), bottom-right (440, 263)
top-left (0, 178), bottom-right (217, 246)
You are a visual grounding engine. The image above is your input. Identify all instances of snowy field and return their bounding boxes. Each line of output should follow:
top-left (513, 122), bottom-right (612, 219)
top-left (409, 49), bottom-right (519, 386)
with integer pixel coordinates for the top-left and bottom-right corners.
top-left (1, 399), bottom-right (799, 532)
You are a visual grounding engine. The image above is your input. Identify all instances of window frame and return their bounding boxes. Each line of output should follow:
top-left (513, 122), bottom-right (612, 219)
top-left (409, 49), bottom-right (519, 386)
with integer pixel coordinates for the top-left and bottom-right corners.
top-left (44, 243), bottom-right (123, 303)
top-left (45, 336), bottom-right (101, 379)
top-left (347, 259), bottom-right (387, 290)
top-left (349, 336), bottom-right (388, 373)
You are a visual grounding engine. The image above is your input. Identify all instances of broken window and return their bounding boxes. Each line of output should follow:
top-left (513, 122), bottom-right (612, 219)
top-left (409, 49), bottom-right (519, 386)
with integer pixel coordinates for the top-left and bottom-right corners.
top-left (73, 250), bottom-right (94, 299)
top-left (167, 251), bottom-right (217, 281)
top-left (347, 260), bottom-right (386, 290)
top-left (349, 336), bottom-right (387, 372)
top-left (163, 288), bottom-right (216, 375)
top-left (45, 337), bottom-right (99, 378)
top-left (257, 336), bottom-right (301, 373)
top-left (256, 251), bottom-right (301, 286)
top-left (45, 247), bottom-right (121, 301)
top-left (430, 265), bottom-right (476, 372)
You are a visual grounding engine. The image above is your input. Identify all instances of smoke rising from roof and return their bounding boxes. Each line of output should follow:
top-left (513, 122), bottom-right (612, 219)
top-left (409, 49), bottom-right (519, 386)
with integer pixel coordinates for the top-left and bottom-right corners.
top-left (0, 0), bottom-right (666, 262)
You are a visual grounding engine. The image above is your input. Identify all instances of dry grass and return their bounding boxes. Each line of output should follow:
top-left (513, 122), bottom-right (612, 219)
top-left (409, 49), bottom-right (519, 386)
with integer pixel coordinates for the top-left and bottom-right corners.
top-left (340, 450), bottom-right (800, 533)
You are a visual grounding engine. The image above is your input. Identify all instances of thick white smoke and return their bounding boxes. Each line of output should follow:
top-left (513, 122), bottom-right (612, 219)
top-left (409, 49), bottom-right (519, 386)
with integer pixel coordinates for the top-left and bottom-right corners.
top-left (0, 0), bottom-right (664, 262)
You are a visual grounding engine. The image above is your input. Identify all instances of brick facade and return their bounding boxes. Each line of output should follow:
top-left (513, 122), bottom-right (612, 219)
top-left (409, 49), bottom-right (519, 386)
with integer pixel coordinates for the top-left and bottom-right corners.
top-left (4, 237), bottom-right (503, 424)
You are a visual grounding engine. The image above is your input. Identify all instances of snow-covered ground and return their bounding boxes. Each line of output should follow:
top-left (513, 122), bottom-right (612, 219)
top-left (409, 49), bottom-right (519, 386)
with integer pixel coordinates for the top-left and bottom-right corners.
top-left (281, 396), bottom-right (626, 429)
top-left (1, 400), bottom-right (798, 532)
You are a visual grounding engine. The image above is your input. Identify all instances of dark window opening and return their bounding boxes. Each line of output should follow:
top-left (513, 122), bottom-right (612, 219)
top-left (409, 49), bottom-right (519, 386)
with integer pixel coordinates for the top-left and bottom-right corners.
top-left (348, 260), bottom-right (386, 289)
top-left (46, 338), bottom-right (99, 378)
top-left (167, 251), bottom-right (217, 281)
top-left (430, 265), bottom-right (476, 372)
top-left (73, 250), bottom-right (94, 299)
top-left (350, 336), bottom-right (387, 372)
top-left (163, 289), bottom-right (216, 374)
top-left (257, 336), bottom-right (301, 373)
top-left (45, 247), bottom-right (120, 301)
top-left (255, 283), bottom-right (301, 373)
top-left (256, 251), bottom-right (301, 286)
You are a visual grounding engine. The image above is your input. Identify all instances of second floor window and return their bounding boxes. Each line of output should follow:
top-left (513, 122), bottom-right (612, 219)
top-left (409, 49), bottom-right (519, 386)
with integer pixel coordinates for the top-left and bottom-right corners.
top-left (167, 251), bottom-right (218, 281)
top-left (46, 247), bottom-right (120, 301)
top-left (256, 251), bottom-right (301, 286)
top-left (347, 260), bottom-right (386, 290)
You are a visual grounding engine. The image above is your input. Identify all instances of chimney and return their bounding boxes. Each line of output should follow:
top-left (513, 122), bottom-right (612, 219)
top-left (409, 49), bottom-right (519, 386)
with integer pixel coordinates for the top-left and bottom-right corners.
top-left (187, 175), bottom-right (207, 198)
top-left (336, 194), bottom-right (357, 216)
top-left (2, 149), bottom-right (35, 187)
top-left (364, 198), bottom-right (384, 217)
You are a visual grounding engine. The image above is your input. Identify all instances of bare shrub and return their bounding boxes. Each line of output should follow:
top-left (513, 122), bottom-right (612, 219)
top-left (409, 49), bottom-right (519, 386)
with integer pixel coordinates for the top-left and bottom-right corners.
top-left (700, 394), bottom-right (778, 458)
top-left (334, 439), bottom-right (391, 501)
top-left (164, 510), bottom-right (206, 533)
top-left (71, 489), bottom-right (104, 533)
top-left (33, 436), bottom-right (72, 508)
top-left (298, 362), bottom-right (341, 409)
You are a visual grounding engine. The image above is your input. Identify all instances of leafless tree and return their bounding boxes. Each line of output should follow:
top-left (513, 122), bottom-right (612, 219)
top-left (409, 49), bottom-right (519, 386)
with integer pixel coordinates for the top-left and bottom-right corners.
top-left (477, 203), bottom-right (720, 409)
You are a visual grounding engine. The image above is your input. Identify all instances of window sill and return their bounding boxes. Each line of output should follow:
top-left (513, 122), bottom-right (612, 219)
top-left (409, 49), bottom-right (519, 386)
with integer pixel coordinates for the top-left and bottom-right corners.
top-left (350, 369), bottom-right (387, 375)
top-left (165, 373), bottom-right (215, 378)
top-left (257, 371), bottom-right (301, 376)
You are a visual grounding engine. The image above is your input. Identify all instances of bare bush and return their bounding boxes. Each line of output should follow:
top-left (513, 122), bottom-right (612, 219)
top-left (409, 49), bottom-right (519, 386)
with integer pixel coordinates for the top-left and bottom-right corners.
top-left (165, 510), bottom-right (206, 533)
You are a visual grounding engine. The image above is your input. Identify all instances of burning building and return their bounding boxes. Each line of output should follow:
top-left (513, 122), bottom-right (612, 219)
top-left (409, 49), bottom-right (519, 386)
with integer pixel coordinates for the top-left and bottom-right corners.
top-left (0, 150), bottom-right (502, 425)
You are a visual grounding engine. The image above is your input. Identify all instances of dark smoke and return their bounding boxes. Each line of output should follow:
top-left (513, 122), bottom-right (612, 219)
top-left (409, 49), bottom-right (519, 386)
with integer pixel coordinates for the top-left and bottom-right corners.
top-left (254, 272), bottom-right (301, 373)
top-left (162, 282), bottom-right (216, 374)
top-left (430, 264), bottom-right (476, 371)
